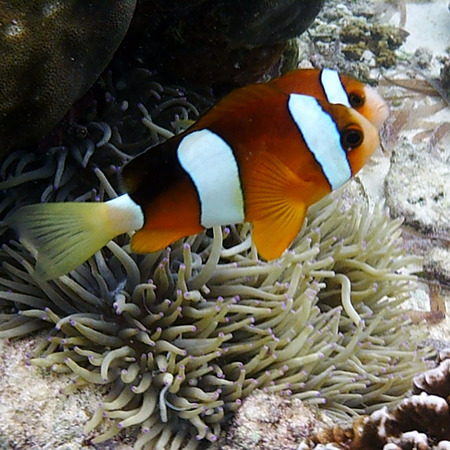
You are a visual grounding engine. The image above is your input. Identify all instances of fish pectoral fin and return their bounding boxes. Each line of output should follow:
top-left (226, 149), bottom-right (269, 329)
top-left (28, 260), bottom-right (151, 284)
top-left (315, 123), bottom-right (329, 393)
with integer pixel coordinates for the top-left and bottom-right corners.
top-left (251, 204), bottom-right (307, 260)
top-left (131, 226), bottom-right (202, 253)
top-left (246, 152), bottom-right (310, 260)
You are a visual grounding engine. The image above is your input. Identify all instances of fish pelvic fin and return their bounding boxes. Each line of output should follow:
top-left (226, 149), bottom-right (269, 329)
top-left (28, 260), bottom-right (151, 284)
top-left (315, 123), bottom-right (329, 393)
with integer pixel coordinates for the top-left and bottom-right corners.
top-left (7, 195), bottom-right (143, 280)
top-left (245, 152), bottom-right (321, 260)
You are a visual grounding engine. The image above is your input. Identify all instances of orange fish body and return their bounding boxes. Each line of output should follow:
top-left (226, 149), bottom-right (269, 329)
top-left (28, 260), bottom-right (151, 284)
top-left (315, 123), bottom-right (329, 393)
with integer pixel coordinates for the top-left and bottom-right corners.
top-left (125, 79), bottom-right (380, 260)
top-left (8, 68), bottom-right (387, 280)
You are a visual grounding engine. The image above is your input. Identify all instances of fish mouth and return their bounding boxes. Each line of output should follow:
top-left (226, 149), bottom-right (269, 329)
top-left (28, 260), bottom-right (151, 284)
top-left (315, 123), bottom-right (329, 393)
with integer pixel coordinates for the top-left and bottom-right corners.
top-left (374, 103), bottom-right (390, 129)
top-left (364, 85), bottom-right (390, 130)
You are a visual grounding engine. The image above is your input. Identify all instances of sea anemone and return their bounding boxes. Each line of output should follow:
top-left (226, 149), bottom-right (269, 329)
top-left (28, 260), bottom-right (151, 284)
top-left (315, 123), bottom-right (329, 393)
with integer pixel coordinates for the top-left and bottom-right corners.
top-left (300, 348), bottom-right (450, 449)
top-left (0, 180), bottom-right (433, 447)
top-left (0, 72), bottom-right (434, 448)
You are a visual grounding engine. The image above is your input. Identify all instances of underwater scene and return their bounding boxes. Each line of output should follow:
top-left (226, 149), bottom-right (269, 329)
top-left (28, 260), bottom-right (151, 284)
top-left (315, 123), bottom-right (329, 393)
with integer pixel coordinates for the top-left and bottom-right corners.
top-left (0, 0), bottom-right (449, 448)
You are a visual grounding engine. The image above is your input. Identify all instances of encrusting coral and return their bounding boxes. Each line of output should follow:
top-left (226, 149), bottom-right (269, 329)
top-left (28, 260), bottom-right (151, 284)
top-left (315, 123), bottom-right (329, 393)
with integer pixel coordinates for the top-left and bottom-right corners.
top-left (0, 73), bottom-right (434, 448)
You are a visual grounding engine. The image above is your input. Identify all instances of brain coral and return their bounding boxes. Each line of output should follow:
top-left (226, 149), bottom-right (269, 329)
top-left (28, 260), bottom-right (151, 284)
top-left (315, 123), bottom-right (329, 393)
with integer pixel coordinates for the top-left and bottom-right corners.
top-left (0, 0), bottom-right (136, 153)
top-left (0, 74), bottom-right (433, 448)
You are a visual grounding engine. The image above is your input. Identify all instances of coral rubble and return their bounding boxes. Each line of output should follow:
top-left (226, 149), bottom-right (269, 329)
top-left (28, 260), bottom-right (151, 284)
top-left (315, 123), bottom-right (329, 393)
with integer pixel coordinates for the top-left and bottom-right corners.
top-left (297, 1), bottom-right (408, 82)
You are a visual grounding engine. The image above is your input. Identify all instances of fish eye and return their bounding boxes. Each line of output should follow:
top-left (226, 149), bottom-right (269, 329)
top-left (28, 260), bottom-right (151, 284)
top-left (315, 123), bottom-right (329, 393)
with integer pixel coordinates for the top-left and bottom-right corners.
top-left (349, 91), bottom-right (365, 108)
top-left (341, 127), bottom-right (364, 150)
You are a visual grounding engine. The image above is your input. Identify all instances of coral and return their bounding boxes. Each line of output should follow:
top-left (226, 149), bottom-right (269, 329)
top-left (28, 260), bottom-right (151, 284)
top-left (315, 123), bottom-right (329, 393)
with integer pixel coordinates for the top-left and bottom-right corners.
top-left (303, 3), bottom-right (408, 80)
top-left (384, 99), bottom-right (449, 292)
top-left (0, 0), bottom-right (136, 153)
top-left (380, 71), bottom-right (449, 298)
top-left (0, 0), bottom-right (327, 155)
top-left (299, 349), bottom-right (450, 449)
top-left (424, 247), bottom-right (450, 289)
top-left (340, 21), bottom-right (408, 68)
top-left (413, 353), bottom-right (450, 399)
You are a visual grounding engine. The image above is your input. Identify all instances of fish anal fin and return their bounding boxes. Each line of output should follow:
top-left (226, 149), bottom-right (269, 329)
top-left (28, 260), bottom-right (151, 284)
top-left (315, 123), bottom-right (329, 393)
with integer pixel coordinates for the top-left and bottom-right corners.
top-left (131, 225), bottom-right (203, 253)
top-left (245, 152), bottom-right (315, 260)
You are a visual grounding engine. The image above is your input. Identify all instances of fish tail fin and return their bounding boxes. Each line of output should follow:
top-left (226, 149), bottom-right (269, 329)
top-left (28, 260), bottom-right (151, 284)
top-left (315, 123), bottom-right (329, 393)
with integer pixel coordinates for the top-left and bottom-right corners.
top-left (7, 195), bottom-right (144, 280)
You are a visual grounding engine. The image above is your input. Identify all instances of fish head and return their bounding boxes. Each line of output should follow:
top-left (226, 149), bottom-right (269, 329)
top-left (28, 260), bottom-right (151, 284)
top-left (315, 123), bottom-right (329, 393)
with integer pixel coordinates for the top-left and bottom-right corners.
top-left (328, 103), bottom-right (380, 176)
top-left (341, 77), bottom-right (390, 130)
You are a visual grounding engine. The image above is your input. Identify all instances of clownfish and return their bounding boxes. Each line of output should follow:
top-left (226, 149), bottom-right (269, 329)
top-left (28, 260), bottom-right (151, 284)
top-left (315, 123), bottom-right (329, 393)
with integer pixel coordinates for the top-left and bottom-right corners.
top-left (269, 68), bottom-right (389, 130)
top-left (7, 68), bottom-right (388, 280)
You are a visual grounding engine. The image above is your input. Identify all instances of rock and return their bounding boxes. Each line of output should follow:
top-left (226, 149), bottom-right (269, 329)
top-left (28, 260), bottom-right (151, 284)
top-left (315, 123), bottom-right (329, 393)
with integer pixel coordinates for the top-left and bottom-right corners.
top-left (385, 137), bottom-right (449, 236)
top-left (425, 247), bottom-right (450, 287)
top-left (0, 0), bottom-right (137, 154)
top-left (385, 130), bottom-right (450, 287)
top-left (211, 391), bottom-right (334, 450)
top-left (120, 0), bottom-right (325, 86)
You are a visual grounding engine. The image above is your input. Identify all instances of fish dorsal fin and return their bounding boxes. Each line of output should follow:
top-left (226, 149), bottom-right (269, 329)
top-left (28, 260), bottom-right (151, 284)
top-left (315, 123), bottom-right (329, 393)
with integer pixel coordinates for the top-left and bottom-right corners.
top-left (193, 82), bottom-right (284, 130)
top-left (218, 82), bottom-right (282, 111)
top-left (245, 152), bottom-right (314, 260)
